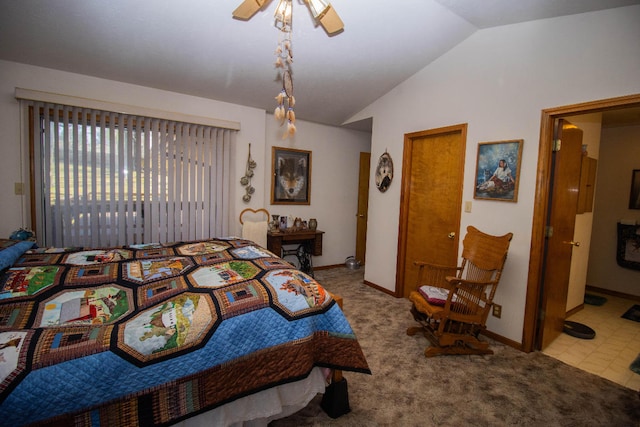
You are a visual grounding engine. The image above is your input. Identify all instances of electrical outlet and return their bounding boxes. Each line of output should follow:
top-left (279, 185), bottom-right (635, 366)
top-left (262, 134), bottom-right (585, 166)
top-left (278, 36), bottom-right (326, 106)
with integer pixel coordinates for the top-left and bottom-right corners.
top-left (492, 304), bottom-right (502, 318)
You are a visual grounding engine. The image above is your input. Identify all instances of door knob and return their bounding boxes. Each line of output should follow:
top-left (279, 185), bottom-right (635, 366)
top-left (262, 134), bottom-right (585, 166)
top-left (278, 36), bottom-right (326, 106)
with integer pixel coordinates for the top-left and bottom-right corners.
top-left (563, 241), bottom-right (581, 247)
top-left (356, 214), bottom-right (365, 218)
top-left (448, 232), bottom-right (456, 239)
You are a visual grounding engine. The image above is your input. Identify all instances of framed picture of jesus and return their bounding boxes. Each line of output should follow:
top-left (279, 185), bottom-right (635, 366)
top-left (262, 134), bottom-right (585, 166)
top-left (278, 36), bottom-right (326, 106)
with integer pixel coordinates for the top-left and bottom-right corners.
top-left (474, 140), bottom-right (523, 202)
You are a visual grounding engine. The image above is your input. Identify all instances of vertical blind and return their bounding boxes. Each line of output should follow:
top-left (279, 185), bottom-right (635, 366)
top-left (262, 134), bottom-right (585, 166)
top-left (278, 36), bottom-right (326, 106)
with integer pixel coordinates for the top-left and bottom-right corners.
top-left (29, 101), bottom-right (235, 248)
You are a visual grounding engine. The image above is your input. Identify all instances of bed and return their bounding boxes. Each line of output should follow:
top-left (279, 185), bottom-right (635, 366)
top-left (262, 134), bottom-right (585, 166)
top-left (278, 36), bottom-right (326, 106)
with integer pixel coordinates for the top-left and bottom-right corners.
top-left (0, 237), bottom-right (370, 426)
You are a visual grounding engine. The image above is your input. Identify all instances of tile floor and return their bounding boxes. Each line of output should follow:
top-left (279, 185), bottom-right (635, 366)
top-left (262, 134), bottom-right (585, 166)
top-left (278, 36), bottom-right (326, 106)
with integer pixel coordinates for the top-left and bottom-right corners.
top-left (543, 293), bottom-right (640, 390)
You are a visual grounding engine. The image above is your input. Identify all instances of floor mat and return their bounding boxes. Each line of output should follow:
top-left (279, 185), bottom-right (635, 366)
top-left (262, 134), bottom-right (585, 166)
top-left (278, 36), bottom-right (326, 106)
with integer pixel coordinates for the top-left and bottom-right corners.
top-left (584, 293), bottom-right (607, 306)
top-left (621, 304), bottom-right (640, 322)
top-left (563, 321), bottom-right (595, 339)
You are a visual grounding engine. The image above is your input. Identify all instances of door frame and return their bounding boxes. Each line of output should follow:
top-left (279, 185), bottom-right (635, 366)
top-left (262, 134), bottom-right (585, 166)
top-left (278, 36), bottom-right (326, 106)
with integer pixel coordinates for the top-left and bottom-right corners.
top-left (522, 93), bottom-right (640, 352)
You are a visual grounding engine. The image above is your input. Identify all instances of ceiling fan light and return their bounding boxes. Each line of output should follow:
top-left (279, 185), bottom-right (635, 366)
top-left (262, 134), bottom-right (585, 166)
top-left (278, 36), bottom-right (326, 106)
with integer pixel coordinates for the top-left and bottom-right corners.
top-left (274, 0), bottom-right (293, 27)
top-left (232, 0), bottom-right (266, 20)
top-left (306, 0), bottom-right (330, 19)
top-left (318, 4), bottom-right (343, 35)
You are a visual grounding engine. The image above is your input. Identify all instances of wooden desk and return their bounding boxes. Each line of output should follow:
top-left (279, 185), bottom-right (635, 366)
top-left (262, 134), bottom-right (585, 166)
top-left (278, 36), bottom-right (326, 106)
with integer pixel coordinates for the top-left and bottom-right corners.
top-left (267, 230), bottom-right (324, 257)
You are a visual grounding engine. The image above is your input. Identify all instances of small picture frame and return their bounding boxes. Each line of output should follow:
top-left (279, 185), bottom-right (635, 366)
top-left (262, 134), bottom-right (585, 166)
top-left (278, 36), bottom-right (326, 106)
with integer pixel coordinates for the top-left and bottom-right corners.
top-left (474, 140), bottom-right (523, 202)
top-left (629, 169), bottom-right (640, 209)
top-left (279, 216), bottom-right (288, 231)
top-left (271, 146), bottom-right (311, 205)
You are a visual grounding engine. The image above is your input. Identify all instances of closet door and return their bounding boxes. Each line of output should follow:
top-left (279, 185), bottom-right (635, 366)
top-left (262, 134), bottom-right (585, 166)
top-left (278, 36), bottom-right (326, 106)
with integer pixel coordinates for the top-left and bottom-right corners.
top-left (397, 124), bottom-right (467, 298)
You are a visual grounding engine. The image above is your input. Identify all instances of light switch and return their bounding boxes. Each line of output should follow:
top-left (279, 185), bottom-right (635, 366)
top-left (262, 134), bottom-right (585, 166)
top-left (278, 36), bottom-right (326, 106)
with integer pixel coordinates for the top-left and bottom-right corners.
top-left (464, 201), bottom-right (472, 213)
top-left (14, 182), bottom-right (24, 195)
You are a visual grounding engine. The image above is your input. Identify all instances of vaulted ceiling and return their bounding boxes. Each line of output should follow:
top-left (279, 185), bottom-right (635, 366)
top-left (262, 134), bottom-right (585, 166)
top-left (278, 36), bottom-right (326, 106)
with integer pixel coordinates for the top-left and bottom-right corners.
top-left (1, 0), bottom-right (638, 129)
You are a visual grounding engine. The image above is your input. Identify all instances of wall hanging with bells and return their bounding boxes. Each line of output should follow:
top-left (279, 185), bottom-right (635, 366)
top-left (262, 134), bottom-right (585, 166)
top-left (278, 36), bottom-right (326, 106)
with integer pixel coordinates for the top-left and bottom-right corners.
top-left (240, 144), bottom-right (257, 202)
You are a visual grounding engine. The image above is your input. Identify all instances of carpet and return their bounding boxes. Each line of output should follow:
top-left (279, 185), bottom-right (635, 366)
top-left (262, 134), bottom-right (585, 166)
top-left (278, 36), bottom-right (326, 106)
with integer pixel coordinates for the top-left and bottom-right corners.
top-left (621, 304), bottom-right (640, 322)
top-left (631, 354), bottom-right (640, 375)
top-left (271, 268), bottom-right (640, 426)
top-left (584, 293), bottom-right (607, 306)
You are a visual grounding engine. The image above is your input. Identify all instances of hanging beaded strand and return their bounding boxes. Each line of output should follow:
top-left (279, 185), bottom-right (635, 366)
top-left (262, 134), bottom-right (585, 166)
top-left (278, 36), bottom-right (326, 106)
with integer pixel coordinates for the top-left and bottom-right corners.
top-left (274, 3), bottom-right (296, 138)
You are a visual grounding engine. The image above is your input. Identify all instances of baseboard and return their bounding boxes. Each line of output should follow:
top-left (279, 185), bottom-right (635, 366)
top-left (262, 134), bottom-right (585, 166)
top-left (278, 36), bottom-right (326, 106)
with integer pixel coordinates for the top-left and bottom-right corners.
top-left (363, 280), bottom-right (396, 297)
top-left (481, 329), bottom-right (525, 352)
top-left (585, 285), bottom-right (640, 303)
top-left (313, 264), bottom-right (346, 271)
top-left (566, 303), bottom-right (584, 318)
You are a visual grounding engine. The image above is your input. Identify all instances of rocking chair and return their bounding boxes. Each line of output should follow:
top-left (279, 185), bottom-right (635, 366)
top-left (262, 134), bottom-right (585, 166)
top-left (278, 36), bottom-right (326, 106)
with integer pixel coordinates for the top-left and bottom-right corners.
top-left (407, 226), bottom-right (513, 357)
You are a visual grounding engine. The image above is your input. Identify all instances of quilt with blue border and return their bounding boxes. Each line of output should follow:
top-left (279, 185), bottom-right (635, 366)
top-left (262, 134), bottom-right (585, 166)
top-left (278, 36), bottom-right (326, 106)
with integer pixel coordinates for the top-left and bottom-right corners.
top-left (0, 238), bottom-right (370, 426)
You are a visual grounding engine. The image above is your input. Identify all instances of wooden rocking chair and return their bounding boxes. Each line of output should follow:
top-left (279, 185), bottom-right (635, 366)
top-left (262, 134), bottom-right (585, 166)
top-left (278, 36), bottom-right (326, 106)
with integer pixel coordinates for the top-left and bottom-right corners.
top-left (407, 226), bottom-right (513, 357)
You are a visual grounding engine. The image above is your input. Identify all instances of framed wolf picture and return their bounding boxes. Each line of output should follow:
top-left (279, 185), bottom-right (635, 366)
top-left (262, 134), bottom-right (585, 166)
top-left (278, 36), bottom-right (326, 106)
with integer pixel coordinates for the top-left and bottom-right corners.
top-left (271, 146), bottom-right (312, 205)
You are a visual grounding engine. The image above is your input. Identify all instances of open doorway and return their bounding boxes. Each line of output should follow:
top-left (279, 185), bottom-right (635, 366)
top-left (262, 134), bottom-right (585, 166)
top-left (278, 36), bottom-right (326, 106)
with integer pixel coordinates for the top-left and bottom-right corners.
top-left (342, 117), bottom-right (373, 269)
top-left (524, 93), bottom-right (640, 353)
top-left (523, 95), bottom-right (640, 388)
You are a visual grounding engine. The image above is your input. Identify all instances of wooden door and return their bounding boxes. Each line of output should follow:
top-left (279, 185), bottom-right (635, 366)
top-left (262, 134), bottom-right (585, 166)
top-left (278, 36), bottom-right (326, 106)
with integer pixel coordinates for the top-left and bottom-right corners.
top-left (396, 124), bottom-right (466, 298)
top-left (355, 152), bottom-right (370, 265)
top-left (523, 94), bottom-right (640, 353)
top-left (538, 121), bottom-right (583, 349)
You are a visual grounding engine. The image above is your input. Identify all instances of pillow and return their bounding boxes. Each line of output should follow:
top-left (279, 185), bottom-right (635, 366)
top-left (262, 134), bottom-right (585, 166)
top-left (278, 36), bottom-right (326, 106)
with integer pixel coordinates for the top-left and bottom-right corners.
top-left (418, 285), bottom-right (457, 307)
top-left (0, 239), bottom-right (36, 271)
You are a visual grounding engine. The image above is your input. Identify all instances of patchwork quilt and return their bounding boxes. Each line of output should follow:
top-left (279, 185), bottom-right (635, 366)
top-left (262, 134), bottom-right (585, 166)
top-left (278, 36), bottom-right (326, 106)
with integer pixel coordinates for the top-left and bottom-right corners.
top-left (0, 238), bottom-right (370, 426)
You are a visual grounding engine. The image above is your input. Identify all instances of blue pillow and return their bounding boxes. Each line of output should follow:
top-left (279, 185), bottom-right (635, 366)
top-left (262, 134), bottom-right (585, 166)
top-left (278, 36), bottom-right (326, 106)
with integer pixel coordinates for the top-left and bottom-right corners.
top-left (0, 240), bottom-right (35, 270)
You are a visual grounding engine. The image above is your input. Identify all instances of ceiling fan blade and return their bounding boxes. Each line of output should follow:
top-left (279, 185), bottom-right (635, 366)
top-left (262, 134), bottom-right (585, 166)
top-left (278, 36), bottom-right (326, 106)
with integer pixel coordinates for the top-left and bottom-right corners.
top-left (232, 0), bottom-right (267, 20)
top-left (317, 4), bottom-right (343, 35)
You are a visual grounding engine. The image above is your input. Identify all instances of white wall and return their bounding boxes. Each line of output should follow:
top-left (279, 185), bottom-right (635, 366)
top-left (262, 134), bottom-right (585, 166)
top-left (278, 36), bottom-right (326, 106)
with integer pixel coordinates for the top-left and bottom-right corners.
top-left (0, 60), bottom-right (371, 269)
top-left (350, 6), bottom-right (640, 344)
top-left (588, 124), bottom-right (640, 295)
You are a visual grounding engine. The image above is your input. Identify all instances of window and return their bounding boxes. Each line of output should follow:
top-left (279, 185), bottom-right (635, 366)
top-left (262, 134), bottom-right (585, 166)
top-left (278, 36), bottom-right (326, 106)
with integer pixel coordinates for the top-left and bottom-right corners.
top-left (29, 103), bottom-right (234, 247)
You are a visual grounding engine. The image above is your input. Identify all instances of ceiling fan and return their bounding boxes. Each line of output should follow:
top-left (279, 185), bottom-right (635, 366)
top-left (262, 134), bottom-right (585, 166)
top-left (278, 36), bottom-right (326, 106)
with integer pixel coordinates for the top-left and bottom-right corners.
top-left (232, 0), bottom-right (344, 35)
